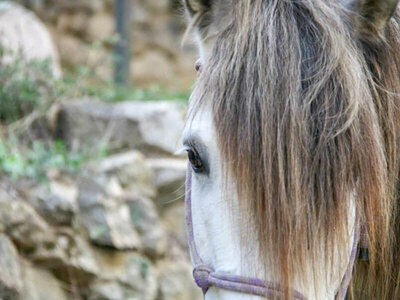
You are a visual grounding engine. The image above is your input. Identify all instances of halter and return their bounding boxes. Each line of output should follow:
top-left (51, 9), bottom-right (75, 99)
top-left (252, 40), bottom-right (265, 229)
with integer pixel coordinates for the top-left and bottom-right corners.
top-left (185, 168), bottom-right (361, 299)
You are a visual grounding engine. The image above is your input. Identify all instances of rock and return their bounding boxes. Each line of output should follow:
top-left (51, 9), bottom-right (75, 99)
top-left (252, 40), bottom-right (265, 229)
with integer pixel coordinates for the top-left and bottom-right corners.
top-left (21, 262), bottom-right (68, 300)
top-left (56, 12), bottom-right (89, 36)
top-left (29, 179), bottom-right (78, 226)
top-left (0, 189), bottom-right (56, 254)
top-left (77, 181), bottom-right (114, 249)
top-left (86, 47), bottom-right (112, 80)
top-left (77, 178), bottom-right (142, 250)
top-left (88, 280), bottom-right (125, 300)
top-left (130, 50), bottom-right (176, 85)
top-left (106, 203), bottom-right (142, 249)
top-left (16, 0), bottom-right (198, 88)
top-left (141, 0), bottom-right (170, 12)
top-left (103, 176), bottom-right (124, 198)
top-left (78, 202), bottom-right (141, 250)
top-left (33, 229), bottom-right (99, 285)
top-left (147, 158), bottom-right (186, 209)
top-left (60, 232), bottom-right (100, 282)
top-left (161, 202), bottom-right (187, 250)
top-left (27, 234), bottom-right (66, 269)
top-left (126, 196), bottom-right (167, 258)
top-left (89, 279), bottom-right (156, 300)
top-left (157, 260), bottom-right (202, 300)
top-left (54, 31), bottom-right (112, 79)
top-left (57, 100), bottom-right (185, 155)
top-left (132, 3), bottom-right (150, 25)
top-left (19, 0), bottom-right (105, 16)
top-left (0, 189), bottom-right (97, 282)
top-left (0, 1), bottom-right (61, 77)
top-left (0, 234), bottom-right (23, 300)
top-left (87, 12), bottom-right (114, 42)
top-left (55, 33), bottom-right (87, 66)
top-left (97, 151), bottom-right (155, 197)
top-left (89, 251), bottom-right (158, 300)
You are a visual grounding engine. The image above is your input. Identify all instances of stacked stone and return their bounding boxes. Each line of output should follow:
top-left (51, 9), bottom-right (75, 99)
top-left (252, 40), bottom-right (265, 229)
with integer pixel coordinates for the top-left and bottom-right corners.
top-left (0, 3), bottom-right (200, 298)
top-left (14, 0), bottom-right (197, 87)
top-left (0, 100), bottom-right (201, 300)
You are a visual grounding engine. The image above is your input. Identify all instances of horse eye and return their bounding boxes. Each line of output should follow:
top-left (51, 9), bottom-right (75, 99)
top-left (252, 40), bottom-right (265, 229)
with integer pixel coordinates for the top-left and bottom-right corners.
top-left (187, 149), bottom-right (205, 173)
top-left (195, 60), bottom-right (202, 74)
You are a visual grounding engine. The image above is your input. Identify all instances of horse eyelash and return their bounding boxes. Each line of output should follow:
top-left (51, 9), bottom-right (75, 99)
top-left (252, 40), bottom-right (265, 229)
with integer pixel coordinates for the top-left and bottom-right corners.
top-left (174, 145), bottom-right (191, 156)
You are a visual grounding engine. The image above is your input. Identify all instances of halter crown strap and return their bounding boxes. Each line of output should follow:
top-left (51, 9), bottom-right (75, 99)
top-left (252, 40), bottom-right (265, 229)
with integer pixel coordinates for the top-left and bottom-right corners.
top-left (185, 167), bottom-right (360, 299)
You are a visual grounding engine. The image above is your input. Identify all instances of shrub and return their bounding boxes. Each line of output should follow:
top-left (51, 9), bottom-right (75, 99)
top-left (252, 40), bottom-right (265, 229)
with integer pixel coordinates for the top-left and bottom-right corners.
top-left (0, 137), bottom-right (108, 180)
top-left (0, 48), bottom-right (55, 123)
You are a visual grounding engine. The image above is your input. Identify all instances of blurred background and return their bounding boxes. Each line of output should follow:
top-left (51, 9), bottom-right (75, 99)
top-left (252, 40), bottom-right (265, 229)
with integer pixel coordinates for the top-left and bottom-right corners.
top-left (0, 0), bottom-right (201, 299)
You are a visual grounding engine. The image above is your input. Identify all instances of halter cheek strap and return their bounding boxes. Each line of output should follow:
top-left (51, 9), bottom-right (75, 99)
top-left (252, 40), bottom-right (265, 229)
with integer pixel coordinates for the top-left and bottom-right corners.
top-left (185, 168), bottom-right (361, 299)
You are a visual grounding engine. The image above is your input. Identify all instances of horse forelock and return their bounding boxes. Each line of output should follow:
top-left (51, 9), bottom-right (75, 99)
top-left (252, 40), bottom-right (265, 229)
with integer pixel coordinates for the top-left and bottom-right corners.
top-left (188, 0), bottom-right (400, 298)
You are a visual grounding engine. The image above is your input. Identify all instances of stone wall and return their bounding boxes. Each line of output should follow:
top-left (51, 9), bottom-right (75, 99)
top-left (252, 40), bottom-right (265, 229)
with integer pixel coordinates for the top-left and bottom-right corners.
top-left (0, 100), bottom-right (201, 300)
top-left (0, 4), bottom-right (201, 298)
top-left (14, 0), bottom-right (197, 88)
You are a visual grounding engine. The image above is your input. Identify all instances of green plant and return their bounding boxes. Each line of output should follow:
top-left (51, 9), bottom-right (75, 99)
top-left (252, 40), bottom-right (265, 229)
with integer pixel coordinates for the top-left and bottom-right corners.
top-left (0, 43), bottom-right (189, 183)
top-left (0, 49), bottom-right (55, 123)
top-left (0, 138), bottom-right (108, 180)
top-left (69, 78), bottom-right (191, 103)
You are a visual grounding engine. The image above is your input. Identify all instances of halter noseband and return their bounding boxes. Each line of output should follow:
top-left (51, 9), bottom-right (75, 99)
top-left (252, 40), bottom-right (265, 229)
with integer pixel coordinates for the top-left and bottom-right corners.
top-left (185, 168), bottom-right (361, 299)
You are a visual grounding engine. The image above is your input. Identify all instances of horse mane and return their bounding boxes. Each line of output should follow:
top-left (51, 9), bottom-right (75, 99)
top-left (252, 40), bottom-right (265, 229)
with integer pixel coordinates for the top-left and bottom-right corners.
top-left (189, 0), bottom-right (400, 298)
top-left (352, 10), bottom-right (400, 300)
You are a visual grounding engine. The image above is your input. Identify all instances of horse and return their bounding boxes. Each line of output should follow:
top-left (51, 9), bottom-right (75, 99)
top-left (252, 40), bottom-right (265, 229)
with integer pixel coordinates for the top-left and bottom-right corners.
top-left (181, 0), bottom-right (400, 299)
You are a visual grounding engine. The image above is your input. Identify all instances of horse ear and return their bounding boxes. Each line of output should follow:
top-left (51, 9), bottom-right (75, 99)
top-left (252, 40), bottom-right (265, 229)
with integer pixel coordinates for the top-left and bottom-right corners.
top-left (351, 0), bottom-right (399, 39)
top-left (183, 0), bottom-right (212, 18)
top-left (183, 0), bottom-right (231, 40)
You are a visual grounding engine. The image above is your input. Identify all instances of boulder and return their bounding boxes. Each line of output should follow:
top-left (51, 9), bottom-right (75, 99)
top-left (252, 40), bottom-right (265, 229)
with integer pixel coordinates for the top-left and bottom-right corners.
top-left (57, 100), bottom-right (185, 155)
top-left (157, 260), bottom-right (202, 300)
top-left (0, 1), bottom-right (61, 77)
top-left (77, 178), bottom-right (142, 250)
top-left (0, 234), bottom-right (23, 300)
